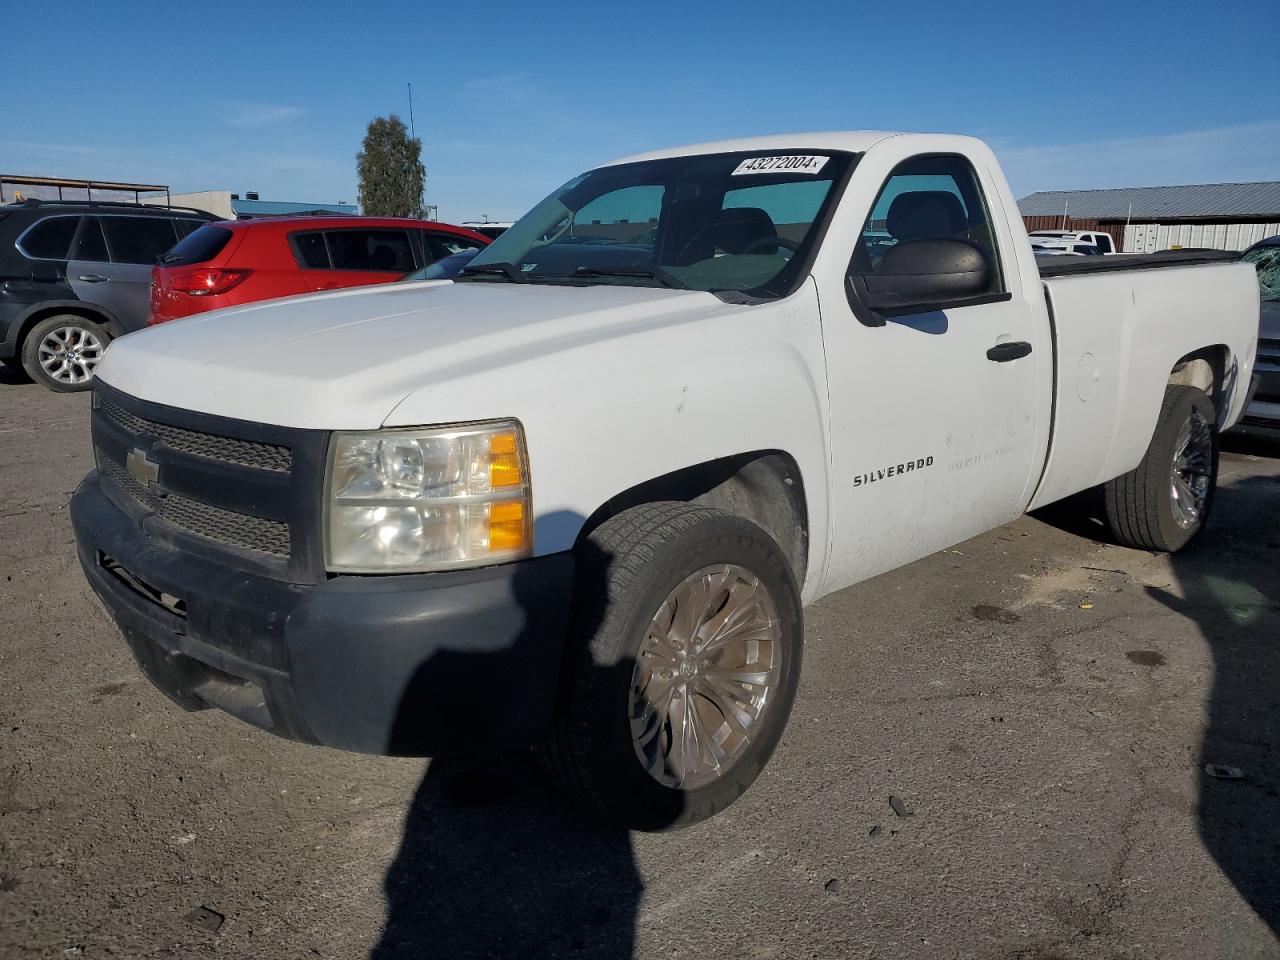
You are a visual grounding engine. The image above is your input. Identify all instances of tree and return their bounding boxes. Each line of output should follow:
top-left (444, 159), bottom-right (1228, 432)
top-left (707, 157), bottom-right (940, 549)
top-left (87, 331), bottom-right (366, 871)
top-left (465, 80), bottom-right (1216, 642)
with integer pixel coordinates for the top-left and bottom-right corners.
top-left (356, 114), bottom-right (426, 218)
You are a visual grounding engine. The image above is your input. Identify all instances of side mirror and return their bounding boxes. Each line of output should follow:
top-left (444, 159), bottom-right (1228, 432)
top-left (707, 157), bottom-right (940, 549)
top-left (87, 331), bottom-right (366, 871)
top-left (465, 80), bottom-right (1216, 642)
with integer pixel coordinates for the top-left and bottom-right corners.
top-left (851, 238), bottom-right (990, 315)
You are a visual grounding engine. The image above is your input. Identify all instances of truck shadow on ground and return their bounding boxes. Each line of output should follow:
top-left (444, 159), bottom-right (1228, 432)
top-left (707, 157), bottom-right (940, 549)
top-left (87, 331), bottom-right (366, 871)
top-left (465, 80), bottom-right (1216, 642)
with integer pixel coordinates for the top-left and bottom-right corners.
top-left (1148, 466), bottom-right (1280, 937)
top-left (1036, 437), bottom-right (1280, 937)
top-left (371, 752), bottom-right (645, 959)
top-left (371, 534), bottom-right (667, 959)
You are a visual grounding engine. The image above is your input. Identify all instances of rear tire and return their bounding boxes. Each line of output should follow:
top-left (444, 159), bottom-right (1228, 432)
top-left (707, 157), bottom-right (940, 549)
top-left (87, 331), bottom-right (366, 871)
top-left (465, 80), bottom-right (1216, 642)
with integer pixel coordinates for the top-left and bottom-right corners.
top-left (542, 503), bottom-right (803, 831)
top-left (21, 314), bottom-right (108, 393)
top-left (1103, 385), bottom-right (1218, 552)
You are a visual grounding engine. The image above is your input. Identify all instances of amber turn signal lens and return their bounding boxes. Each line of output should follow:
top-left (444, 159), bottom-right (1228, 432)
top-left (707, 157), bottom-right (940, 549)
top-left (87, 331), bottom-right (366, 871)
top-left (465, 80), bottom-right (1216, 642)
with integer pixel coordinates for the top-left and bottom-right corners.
top-left (489, 430), bottom-right (523, 488)
top-left (488, 500), bottom-right (528, 552)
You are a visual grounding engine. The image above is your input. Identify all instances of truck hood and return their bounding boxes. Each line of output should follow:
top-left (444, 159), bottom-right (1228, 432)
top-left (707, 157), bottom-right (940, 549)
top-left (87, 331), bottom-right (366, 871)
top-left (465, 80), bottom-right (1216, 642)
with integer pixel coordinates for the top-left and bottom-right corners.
top-left (97, 280), bottom-right (729, 429)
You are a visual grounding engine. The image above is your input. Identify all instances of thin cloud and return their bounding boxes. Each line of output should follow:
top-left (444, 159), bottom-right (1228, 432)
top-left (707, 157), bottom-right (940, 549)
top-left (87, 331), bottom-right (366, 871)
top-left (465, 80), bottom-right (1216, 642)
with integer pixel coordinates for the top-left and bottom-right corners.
top-left (221, 102), bottom-right (306, 128)
top-left (0, 138), bottom-right (102, 160)
top-left (0, 136), bottom-right (354, 203)
top-left (997, 120), bottom-right (1280, 196)
top-left (460, 73), bottom-right (549, 110)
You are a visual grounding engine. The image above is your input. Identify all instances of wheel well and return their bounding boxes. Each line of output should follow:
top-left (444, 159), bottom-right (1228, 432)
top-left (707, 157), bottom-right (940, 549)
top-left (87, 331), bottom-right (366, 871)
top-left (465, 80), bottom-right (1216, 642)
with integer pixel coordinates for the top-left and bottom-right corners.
top-left (13, 305), bottom-right (115, 356)
top-left (1167, 345), bottom-right (1230, 416)
top-left (579, 451), bottom-right (809, 586)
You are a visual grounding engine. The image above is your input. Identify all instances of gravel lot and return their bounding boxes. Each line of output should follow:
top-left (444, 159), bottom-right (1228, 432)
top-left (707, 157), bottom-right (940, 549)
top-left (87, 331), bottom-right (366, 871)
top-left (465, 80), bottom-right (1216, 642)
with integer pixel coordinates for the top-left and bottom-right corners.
top-left (2, 369), bottom-right (1278, 959)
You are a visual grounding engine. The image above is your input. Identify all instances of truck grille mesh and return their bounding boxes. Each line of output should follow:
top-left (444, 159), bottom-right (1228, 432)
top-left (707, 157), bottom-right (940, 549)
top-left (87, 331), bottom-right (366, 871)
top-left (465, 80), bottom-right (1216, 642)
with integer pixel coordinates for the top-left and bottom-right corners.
top-left (101, 459), bottom-right (291, 558)
top-left (98, 396), bottom-right (291, 473)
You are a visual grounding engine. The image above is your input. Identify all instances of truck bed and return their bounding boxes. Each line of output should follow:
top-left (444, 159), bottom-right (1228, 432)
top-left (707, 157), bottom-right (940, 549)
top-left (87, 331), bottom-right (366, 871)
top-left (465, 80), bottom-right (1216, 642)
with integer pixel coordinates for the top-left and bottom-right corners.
top-left (1036, 248), bottom-right (1238, 277)
top-left (1029, 256), bottom-right (1258, 511)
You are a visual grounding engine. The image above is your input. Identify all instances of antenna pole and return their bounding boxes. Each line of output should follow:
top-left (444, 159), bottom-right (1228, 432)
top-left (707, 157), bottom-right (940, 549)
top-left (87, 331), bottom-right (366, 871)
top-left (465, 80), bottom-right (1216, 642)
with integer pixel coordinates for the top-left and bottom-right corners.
top-left (408, 82), bottom-right (416, 139)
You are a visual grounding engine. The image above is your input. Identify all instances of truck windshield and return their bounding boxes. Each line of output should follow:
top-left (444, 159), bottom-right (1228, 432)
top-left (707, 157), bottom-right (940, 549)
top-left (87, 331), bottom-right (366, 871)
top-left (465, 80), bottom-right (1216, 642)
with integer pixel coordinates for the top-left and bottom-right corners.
top-left (460, 151), bottom-right (855, 300)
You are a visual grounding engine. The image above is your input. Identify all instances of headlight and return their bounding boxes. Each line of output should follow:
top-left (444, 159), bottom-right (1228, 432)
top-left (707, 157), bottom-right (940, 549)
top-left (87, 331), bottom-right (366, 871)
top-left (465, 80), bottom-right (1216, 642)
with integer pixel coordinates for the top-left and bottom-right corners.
top-left (325, 421), bottom-right (532, 573)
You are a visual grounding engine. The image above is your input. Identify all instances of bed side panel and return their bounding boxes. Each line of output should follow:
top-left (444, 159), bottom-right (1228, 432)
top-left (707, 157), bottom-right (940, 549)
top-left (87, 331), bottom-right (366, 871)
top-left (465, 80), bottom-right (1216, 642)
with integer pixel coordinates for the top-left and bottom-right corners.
top-left (1028, 261), bottom-right (1258, 511)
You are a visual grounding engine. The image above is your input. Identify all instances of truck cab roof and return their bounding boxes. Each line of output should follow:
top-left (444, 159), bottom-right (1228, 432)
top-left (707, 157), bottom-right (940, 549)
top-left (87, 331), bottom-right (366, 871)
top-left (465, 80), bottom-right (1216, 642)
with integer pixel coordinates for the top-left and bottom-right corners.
top-left (606, 130), bottom-right (906, 166)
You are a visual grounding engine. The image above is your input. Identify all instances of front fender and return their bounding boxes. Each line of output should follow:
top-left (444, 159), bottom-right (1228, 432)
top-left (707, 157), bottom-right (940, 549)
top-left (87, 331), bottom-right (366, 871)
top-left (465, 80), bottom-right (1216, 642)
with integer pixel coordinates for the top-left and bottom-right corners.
top-left (383, 280), bottom-right (833, 602)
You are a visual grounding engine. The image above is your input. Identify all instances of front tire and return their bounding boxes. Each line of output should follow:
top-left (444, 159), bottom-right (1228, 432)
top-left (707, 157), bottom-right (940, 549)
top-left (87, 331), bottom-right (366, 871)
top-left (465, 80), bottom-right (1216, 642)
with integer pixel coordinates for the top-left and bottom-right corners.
top-left (21, 314), bottom-right (108, 393)
top-left (1103, 384), bottom-right (1218, 552)
top-left (542, 503), bottom-right (803, 830)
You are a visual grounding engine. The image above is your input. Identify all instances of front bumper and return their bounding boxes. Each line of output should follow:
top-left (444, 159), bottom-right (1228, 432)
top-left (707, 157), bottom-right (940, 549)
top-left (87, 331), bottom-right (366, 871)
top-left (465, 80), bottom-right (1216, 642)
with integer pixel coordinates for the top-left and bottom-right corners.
top-left (71, 472), bottom-right (574, 756)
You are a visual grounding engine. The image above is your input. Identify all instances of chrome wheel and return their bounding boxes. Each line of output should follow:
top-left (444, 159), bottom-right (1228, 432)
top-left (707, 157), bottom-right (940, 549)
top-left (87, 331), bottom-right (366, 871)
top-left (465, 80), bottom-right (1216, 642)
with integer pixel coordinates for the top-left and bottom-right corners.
top-left (1170, 409), bottom-right (1212, 529)
top-left (37, 325), bottom-right (104, 385)
top-left (628, 563), bottom-right (784, 790)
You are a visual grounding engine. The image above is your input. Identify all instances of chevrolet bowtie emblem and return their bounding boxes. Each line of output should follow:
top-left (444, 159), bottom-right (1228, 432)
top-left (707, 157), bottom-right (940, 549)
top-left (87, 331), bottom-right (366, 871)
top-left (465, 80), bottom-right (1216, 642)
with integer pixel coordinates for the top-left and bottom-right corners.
top-left (126, 447), bottom-right (160, 487)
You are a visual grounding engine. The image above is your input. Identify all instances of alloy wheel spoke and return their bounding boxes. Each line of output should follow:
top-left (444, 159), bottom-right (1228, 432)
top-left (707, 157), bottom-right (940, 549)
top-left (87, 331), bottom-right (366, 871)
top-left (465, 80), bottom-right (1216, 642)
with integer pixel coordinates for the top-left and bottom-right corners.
top-left (698, 673), bottom-right (757, 736)
top-left (699, 613), bottom-right (777, 657)
top-left (680, 696), bottom-right (707, 785)
top-left (665, 691), bottom-right (692, 786)
top-left (686, 698), bottom-right (724, 774)
top-left (1174, 475), bottom-right (1200, 520)
top-left (669, 575), bottom-right (709, 647)
top-left (695, 576), bottom-right (758, 651)
top-left (1172, 420), bottom-right (1192, 462)
top-left (703, 665), bottom-right (772, 687)
top-left (632, 701), bottom-right (664, 752)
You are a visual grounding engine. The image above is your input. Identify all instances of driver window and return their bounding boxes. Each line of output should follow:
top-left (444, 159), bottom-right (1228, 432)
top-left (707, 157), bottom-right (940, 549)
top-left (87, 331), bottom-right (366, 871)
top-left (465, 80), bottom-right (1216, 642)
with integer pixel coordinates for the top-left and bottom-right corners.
top-left (853, 155), bottom-right (1004, 296)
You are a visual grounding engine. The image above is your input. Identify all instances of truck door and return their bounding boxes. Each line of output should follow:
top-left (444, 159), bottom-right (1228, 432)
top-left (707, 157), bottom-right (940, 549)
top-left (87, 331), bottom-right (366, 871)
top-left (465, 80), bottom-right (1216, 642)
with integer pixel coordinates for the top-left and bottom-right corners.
top-left (818, 151), bottom-right (1048, 591)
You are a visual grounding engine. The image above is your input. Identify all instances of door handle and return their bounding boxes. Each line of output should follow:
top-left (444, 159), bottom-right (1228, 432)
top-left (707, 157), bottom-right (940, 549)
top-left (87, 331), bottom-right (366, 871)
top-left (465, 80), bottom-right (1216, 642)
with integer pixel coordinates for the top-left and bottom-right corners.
top-left (987, 340), bottom-right (1032, 362)
top-left (77, 274), bottom-right (109, 283)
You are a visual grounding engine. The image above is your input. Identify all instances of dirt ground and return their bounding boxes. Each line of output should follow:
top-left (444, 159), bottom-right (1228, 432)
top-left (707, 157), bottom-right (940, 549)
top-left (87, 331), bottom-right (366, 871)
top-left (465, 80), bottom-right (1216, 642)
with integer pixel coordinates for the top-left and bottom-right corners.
top-left (2, 370), bottom-right (1278, 959)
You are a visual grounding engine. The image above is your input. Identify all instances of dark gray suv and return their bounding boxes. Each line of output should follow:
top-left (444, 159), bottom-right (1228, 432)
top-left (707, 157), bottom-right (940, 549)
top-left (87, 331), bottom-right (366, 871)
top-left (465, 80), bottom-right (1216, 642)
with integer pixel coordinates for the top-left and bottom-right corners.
top-left (0, 200), bottom-right (219, 391)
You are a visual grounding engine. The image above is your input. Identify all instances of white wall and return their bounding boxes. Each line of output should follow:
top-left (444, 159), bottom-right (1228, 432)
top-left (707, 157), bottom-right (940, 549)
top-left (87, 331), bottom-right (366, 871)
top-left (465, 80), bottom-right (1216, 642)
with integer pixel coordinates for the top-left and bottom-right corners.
top-left (1125, 221), bottom-right (1280, 253)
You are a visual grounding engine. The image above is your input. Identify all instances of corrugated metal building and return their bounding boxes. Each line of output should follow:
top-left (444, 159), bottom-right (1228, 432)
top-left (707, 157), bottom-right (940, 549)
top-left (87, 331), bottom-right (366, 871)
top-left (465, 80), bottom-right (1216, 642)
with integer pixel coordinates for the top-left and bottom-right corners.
top-left (230, 196), bottom-right (358, 219)
top-left (1018, 182), bottom-right (1280, 252)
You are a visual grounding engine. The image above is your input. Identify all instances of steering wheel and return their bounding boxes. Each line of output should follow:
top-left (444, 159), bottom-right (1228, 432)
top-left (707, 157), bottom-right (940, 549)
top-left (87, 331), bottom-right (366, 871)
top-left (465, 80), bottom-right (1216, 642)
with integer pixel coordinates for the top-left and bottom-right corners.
top-left (741, 236), bottom-right (799, 257)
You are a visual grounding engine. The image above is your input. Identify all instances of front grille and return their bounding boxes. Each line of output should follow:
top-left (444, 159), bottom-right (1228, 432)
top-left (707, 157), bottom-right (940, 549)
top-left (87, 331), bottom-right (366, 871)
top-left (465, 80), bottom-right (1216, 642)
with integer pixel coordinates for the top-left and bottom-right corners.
top-left (101, 458), bottom-right (291, 558)
top-left (98, 396), bottom-right (292, 473)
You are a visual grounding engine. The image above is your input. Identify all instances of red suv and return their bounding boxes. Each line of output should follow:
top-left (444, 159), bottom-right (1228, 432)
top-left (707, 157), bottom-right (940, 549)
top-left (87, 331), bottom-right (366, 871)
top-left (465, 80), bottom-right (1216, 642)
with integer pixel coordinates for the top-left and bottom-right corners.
top-left (149, 216), bottom-right (489, 325)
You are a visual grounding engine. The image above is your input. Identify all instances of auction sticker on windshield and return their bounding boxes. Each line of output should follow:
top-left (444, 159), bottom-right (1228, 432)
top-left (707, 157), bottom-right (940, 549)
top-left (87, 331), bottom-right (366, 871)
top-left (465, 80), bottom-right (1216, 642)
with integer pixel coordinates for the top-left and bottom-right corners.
top-left (732, 155), bottom-right (830, 176)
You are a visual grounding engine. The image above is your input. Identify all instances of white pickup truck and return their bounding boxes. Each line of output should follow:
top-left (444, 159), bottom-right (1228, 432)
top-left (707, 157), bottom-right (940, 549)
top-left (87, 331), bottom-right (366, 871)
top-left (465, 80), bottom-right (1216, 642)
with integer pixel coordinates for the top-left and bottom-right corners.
top-left (72, 132), bottom-right (1260, 829)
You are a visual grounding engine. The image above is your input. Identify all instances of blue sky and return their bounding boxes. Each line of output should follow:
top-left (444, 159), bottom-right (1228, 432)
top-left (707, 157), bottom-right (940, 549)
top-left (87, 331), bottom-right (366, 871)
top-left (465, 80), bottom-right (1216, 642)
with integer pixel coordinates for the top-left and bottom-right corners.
top-left (3, 0), bottom-right (1278, 223)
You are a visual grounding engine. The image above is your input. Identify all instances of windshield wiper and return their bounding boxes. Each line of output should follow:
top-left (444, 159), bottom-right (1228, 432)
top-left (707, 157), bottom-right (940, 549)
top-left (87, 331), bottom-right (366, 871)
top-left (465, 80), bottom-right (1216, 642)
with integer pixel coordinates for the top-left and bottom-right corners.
top-left (458, 261), bottom-right (527, 282)
top-left (570, 266), bottom-right (684, 289)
